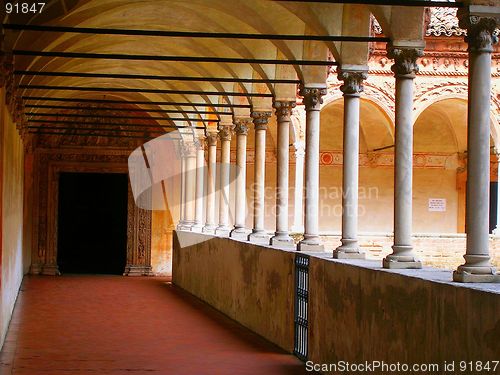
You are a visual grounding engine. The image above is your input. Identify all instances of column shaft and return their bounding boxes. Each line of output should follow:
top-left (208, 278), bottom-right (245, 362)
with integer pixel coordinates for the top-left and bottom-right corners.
top-left (176, 155), bottom-right (186, 230)
top-left (291, 144), bottom-right (305, 233)
top-left (383, 46), bottom-right (422, 269)
top-left (454, 13), bottom-right (499, 282)
top-left (271, 101), bottom-right (295, 248)
top-left (230, 119), bottom-right (251, 239)
top-left (216, 125), bottom-right (233, 236)
top-left (298, 87), bottom-right (326, 251)
top-left (192, 139), bottom-right (205, 232)
top-left (203, 132), bottom-right (218, 233)
top-left (333, 70), bottom-right (367, 259)
top-left (248, 111), bottom-right (271, 244)
top-left (184, 146), bottom-right (196, 228)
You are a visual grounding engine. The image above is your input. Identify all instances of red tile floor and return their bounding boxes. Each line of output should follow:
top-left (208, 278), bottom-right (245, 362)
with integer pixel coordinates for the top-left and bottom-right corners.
top-left (0, 276), bottom-right (308, 375)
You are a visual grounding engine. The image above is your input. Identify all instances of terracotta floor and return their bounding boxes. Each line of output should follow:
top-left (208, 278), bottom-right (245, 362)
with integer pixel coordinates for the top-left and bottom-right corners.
top-left (0, 275), bottom-right (308, 375)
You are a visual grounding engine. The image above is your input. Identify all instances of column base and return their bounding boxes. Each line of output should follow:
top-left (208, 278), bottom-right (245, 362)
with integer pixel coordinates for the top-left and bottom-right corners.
top-left (297, 237), bottom-right (324, 252)
top-left (383, 245), bottom-right (422, 269)
top-left (248, 231), bottom-right (271, 244)
top-left (42, 265), bottom-right (61, 276)
top-left (190, 224), bottom-right (204, 233)
top-left (29, 263), bottom-right (43, 275)
top-left (270, 234), bottom-right (295, 249)
top-left (215, 226), bottom-right (231, 237)
top-left (230, 227), bottom-right (251, 240)
top-left (333, 238), bottom-right (365, 259)
top-left (453, 270), bottom-right (500, 283)
top-left (124, 265), bottom-right (154, 276)
top-left (202, 225), bottom-right (216, 234)
top-left (176, 221), bottom-right (193, 231)
top-left (453, 260), bottom-right (499, 283)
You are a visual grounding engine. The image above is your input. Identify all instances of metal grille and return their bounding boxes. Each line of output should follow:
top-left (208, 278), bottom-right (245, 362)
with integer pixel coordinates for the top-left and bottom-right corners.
top-left (294, 253), bottom-right (309, 361)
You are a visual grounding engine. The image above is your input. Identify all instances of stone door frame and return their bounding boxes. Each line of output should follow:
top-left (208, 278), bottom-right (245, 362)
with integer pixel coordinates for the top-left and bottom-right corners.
top-left (30, 151), bottom-right (152, 276)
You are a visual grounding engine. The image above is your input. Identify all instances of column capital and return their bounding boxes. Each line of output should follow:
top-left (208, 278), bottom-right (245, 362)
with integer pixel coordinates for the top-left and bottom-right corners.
top-left (180, 140), bottom-right (197, 157)
top-left (458, 12), bottom-right (499, 53)
top-left (234, 117), bottom-right (252, 135)
top-left (299, 85), bottom-right (327, 110)
top-left (338, 70), bottom-right (368, 96)
top-left (273, 100), bottom-right (296, 120)
top-left (194, 136), bottom-right (205, 150)
top-left (218, 124), bottom-right (234, 141)
top-left (206, 131), bottom-right (218, 147)
top-left (387, 45), bottom-right (424, 78)
top-left (251, 111), bottom-right (272, 131)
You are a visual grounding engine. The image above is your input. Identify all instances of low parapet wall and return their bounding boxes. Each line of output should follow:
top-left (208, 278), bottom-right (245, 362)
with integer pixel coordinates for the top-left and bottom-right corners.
top-left (173, 232), bottom-right (500, 373)
top-left (172, 232), bottom-right (295, 352)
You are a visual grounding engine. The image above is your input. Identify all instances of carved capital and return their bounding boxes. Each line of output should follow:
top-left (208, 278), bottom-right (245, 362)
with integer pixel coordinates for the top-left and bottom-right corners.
top-left (251, 111), bottom-right (271, 131)
top-left (206, 132), bottom-right (218, 147)
top-left (459, 14), bottom-right (499, 53)
top-left (338, 70), bottom-right (368, 96)
top-left (194, 136), bottom-right (205, 150)
top-left (273, 101), bottom-right (296, 121)
top-left (234, 117), bottom-right (251, 136)
top-left (218, 124), bottom-right (233, 141)
top-left (181, 141), bottom-right (197, 157)
top-left (387, 46), bottom-right (424, 77)
top-left (299, 86), bottom-right (327, 110)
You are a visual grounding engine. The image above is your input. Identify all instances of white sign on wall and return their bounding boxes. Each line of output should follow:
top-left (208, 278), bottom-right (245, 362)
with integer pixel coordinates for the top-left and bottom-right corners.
top-left (428, 198), bottom-right (446, 212)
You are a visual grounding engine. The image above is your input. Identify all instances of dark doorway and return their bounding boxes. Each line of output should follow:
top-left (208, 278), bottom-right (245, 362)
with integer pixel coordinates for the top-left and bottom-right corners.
top-left (57, 173), bottom-right (128, 274)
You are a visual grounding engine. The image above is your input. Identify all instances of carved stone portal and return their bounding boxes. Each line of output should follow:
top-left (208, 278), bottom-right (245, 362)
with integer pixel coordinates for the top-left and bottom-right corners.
top-left (29, 149), bottom-right (152, 276)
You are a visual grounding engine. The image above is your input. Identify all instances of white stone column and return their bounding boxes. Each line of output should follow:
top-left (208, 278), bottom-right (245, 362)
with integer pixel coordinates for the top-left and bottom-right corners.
top-left (192, 137), bottom-right (205, 232)
top-left (230, 118), bottom-right (251, 240)
top-left (291, 142), bottom-right (305, 233)
top-left (298, 86), bottom-right (326, 251)
top-left (333, 69), bottom-right (367, 259)
top-left (203, 131), bottom-right (218, 234)
top-left (454, 11), bottom-right (499, 282)
top-left (176, 154), bottom-right (187, 230)
top-left (248, 111), bottom-right (272, 244)
top-left (184, 141), bottom-right (197, 229)
top-left (215, 124), bottom-right (233, 236)
top-left (383, 45), bottom-right (423, 269)
top-left (271, 101), bottom-right (296, 248)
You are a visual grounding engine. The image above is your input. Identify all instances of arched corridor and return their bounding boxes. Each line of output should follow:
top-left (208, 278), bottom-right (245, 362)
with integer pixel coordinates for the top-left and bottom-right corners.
top-left (0, 0), bottom-right (499, 373)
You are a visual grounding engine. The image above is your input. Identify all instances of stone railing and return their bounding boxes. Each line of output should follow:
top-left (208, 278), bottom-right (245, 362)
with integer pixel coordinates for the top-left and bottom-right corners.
top-left (319, 233), bottom-right (500, 270)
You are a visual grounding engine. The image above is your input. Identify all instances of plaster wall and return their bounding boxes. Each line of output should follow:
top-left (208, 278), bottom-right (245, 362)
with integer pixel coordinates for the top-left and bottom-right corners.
top-left (0, 90), bottom-right (25, 348)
